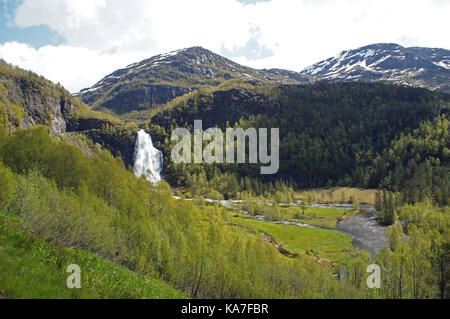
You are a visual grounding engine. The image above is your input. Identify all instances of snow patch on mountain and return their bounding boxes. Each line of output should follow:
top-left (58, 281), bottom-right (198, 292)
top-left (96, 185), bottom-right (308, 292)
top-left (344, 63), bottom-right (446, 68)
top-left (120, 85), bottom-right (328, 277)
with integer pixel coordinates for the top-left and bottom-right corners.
top-left (302, 43), bottom-right (450, 93)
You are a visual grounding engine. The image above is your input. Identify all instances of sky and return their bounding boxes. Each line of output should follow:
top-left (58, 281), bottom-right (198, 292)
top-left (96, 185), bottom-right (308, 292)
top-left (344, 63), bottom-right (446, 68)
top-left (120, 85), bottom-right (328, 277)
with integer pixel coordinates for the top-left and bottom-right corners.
top-left (0, 0), bottom-right (449, 93)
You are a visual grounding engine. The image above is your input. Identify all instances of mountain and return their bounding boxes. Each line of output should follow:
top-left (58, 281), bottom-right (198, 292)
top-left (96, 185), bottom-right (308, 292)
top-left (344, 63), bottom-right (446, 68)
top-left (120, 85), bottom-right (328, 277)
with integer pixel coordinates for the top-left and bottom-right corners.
top-left (302, 43), bottom-right (450, 93)
top-left (79, 43), bottom-right (450, 118)
top-left (76, 46), bottom-right (312, 115)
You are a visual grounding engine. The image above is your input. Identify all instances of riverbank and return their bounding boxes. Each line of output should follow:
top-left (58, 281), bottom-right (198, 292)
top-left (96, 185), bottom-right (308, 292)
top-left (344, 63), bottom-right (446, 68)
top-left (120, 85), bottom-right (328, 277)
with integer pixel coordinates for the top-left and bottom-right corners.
top-left (184, 197), bottom-right (388, 259)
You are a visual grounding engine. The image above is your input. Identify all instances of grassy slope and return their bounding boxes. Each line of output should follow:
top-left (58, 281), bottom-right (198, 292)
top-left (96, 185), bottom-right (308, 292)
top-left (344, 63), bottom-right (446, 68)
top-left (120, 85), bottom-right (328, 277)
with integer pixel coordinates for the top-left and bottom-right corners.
top-left (0, 210), bottom-right (188, 299)
top-left (231, 214), bottom-right (354, 263)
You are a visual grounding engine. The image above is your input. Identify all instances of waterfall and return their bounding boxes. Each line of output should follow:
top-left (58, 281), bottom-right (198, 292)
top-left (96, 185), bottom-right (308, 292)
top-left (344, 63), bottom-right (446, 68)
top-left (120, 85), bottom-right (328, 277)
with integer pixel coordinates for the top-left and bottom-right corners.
top-left (133, 130), bottom-right (163, 183)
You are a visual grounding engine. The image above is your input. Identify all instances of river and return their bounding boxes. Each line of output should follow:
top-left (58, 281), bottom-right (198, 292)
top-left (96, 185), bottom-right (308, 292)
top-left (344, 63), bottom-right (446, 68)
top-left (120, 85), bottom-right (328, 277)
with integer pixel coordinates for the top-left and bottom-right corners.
top-left (175, 197), bottom-right (388, 258)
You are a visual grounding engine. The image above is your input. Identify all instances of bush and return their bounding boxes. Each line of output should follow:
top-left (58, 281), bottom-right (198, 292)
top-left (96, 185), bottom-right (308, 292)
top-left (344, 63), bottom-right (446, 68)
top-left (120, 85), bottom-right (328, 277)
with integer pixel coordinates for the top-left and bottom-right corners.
top-left (206, 189), bottom-right (224, 200)
top-left (0, 161), bottom-right (14, 209)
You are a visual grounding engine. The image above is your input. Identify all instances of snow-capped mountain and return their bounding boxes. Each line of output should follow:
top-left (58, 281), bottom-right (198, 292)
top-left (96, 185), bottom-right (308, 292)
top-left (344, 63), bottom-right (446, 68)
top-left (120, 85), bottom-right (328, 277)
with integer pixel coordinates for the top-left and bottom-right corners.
top-left (78, 44), bottom-right (450, 116)
top-left (302, 43), bottom-right (450, 93)
top-left (77, 46), bottom-right (312, 115)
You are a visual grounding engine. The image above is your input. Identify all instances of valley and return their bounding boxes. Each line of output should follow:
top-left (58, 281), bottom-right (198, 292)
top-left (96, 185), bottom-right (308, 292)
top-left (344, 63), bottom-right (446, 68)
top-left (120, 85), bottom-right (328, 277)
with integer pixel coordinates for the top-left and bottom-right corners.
top-left (0, 42), bottom-right (448, 299)
top-left (198, 196), bottom-right (386, 260)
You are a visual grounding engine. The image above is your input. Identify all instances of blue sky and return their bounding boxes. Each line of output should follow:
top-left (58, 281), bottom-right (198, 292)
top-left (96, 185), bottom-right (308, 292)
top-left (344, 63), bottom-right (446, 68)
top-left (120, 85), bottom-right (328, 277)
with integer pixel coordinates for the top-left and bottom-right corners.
top-left (0, 0), bottom-right (449, 93)
top-left (0, 0), bottom-right (64, 48)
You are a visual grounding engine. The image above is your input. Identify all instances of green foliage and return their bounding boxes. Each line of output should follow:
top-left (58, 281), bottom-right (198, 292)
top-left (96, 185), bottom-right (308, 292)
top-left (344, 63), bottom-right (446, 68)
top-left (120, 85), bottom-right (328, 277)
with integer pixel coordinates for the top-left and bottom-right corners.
top-left (0, 82), bottom-right (25, 128)
top-left (375, 190), bottom-right (401, 226)
top-left (0, 126), bottom-right (356, 298)
top-left (164, 160), bottom-right (295, 199)
top-left (375, 202), bottom-right (450, 299)
top-left (341, 248), bottom-right (372, 290)
top-left (0, 58), bottom-right (67, 101)
top-left (0, 210), bottom-right (187, 299)
top-left (73, 100), bottom-right (122, 125)
top-left (150, 82), bottom-right (448, 204)
top-left (231, 213), bottom-right (354, 263)
top-left (0, 162), bottom-right (14, 209)
top-left (0, 96), bottom-right (447, 298)
top-left (371, 115), bottom-right (449, 205)
top-left (281, 206), bottom-right (355, 229)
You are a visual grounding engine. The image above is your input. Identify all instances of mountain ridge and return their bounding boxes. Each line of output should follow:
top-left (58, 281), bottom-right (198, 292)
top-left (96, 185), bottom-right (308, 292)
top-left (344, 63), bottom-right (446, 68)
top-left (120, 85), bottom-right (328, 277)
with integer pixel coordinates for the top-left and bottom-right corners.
top-left (77, 43), bottom-right (450, 117)
top-left (302, 43), bottom-right (450, 93)
top-left (76, 46), bottom-right (312, 115)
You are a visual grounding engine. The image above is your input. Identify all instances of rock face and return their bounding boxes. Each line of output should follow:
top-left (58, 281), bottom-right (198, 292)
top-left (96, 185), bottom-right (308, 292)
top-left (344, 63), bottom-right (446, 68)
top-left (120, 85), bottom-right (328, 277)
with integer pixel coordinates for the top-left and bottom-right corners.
top-left (84, 127), bottom-right (137, 167)
top-left (0, 73), bottom-right (75, 135)
top-left (76, 46), bottom-right (313, 115)
top-left (90, 83), bottom-right (192, 115)
top-left (302, 43), bottom-right (450, 93)
top-left (0, 59), bottom-right (139, 168)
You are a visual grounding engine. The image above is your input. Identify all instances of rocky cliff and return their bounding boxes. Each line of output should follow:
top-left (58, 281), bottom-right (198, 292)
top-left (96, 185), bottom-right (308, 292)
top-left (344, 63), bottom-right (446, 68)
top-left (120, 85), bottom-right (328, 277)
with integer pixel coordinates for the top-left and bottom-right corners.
top-left (0, 59), bottom-right (75, 135)
top-left (0, 59), bottom-right (138, 168)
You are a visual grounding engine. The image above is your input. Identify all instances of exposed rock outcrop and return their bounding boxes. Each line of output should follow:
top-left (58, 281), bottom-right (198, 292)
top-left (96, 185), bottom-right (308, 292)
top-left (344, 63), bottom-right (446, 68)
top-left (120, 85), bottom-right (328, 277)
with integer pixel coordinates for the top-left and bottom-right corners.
top-left (0, 72), bottom-right (75, 135)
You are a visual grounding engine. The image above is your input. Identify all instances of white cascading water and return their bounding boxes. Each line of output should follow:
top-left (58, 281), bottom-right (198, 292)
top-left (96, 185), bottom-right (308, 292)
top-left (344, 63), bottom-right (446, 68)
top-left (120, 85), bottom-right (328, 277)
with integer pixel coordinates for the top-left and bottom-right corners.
top-left (133, 130), bottom-right (163, 183)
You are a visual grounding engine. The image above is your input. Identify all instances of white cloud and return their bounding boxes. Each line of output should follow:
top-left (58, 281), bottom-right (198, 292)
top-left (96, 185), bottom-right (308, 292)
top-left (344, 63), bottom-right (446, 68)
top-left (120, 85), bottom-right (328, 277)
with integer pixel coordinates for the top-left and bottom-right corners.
top-left (0, 41), bottom-right (149, 92)
top-left (0, 0), bottom-right (448, 92)
top-left (14, 0), bottom-right (155, 51)
top-left (221, 25), bottom-right (274, 61)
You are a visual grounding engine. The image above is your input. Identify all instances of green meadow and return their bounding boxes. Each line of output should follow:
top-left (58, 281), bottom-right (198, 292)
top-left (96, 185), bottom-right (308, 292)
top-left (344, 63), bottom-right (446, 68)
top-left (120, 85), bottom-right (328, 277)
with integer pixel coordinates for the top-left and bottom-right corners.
top-left (280, 206), bottom-right (358, 229)
top-left (231, 214), bottom-right (354, 263)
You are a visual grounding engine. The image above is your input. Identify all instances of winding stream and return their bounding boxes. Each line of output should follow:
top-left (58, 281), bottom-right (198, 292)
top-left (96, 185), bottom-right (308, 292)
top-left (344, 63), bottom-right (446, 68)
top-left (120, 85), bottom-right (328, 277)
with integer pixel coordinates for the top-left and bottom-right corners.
top-left (305, 204), bottom-right (387, 257)
top-left (174, 196), bottom-right (387, 258)
top-left (205, 199), bottom-right (387, 258)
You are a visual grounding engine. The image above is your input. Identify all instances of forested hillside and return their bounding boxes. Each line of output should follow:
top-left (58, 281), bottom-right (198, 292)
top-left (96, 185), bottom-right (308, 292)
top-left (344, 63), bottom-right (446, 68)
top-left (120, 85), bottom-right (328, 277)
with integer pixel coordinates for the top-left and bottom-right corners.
top-left (146, 81), bottom-right (449, 205)
top-left (0, 126), bottom-right (360, 298)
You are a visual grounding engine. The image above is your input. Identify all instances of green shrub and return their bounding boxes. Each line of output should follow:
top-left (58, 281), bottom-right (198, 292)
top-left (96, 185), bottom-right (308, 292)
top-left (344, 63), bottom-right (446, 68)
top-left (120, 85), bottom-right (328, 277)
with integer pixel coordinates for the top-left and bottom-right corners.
top-left (0, 161), bottom-right (14, 208)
